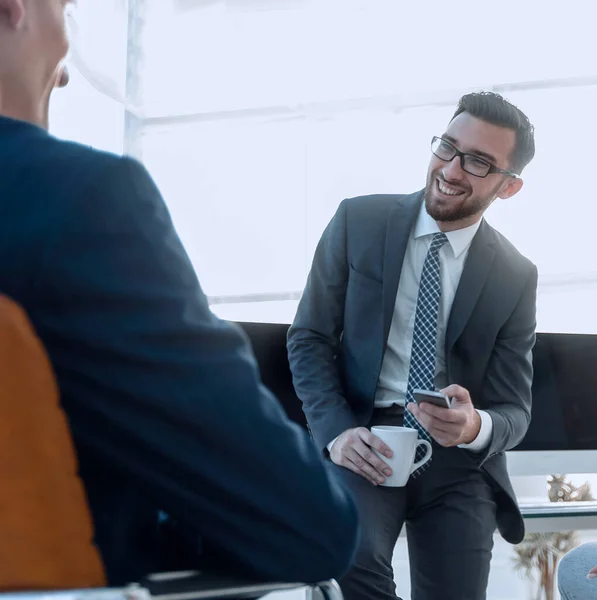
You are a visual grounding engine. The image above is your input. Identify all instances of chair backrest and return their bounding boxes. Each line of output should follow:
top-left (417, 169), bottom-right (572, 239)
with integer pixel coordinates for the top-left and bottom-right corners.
top-left (0, 295), bottom-right (106, 591)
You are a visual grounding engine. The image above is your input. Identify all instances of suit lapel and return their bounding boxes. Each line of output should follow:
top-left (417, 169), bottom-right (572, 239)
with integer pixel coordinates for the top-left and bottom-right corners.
top-left (445, 220), bottom-right (496, 355)
top-left (382, 191), bottom-right (423, 346)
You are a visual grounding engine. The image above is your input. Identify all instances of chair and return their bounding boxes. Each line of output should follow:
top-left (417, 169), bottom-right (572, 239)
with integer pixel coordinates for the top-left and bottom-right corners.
top-left (0, 295), bottom-right (106, 590)
top-left (0, 295), bottom-right (342, 600)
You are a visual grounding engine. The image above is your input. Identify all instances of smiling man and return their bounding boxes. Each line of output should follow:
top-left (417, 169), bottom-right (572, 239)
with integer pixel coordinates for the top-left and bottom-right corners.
top-left (288, 92), bottom-right (537, 600)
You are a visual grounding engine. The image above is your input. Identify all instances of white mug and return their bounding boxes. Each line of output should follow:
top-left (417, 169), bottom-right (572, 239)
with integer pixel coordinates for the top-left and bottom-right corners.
top-left (371, 426), bottom-right (432, 487)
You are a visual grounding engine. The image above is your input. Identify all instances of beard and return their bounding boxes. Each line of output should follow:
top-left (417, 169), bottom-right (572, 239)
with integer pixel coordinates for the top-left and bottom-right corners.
top-left (424, 169), bottom-right (501, 223)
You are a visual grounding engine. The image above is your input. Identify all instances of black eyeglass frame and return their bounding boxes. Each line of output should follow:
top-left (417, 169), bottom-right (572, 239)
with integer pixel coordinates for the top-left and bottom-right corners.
top-left (431, 136), bottom-right (519, 179)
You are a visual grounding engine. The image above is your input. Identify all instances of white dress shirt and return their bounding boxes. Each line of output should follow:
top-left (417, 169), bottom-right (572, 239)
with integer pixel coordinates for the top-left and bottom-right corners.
top-left (328, 202), bottom-right (493, 453)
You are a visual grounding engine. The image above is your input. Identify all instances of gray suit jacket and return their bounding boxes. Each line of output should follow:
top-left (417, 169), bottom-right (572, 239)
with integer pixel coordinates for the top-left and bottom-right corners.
top-left (287, 191), bottom-right (538, 544)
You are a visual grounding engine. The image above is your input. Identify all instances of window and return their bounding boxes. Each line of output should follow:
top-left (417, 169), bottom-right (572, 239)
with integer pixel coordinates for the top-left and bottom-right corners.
top-left (124, 0), bottom-right (597, 330)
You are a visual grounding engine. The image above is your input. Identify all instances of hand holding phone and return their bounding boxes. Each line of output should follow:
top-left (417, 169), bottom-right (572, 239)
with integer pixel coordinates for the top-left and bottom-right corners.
top-left (412, 389), bottom-right (451, 409)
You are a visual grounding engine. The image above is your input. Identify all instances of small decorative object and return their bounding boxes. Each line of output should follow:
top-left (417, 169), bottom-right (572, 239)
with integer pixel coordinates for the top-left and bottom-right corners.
top-left (512, 475), bottom-right (594, 600)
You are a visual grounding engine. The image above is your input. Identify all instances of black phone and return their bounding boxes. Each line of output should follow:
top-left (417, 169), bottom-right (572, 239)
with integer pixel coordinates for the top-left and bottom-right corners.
top-left (412, 389), bottom-right (451, 409)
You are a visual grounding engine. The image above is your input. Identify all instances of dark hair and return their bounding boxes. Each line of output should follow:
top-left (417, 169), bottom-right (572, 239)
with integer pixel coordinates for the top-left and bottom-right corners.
top-left (452, 91), bottom-right (535, 174)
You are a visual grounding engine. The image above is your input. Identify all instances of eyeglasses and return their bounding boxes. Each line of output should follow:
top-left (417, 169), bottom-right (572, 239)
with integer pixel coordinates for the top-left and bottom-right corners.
top-left (430, 136), bottom-right (518, 179)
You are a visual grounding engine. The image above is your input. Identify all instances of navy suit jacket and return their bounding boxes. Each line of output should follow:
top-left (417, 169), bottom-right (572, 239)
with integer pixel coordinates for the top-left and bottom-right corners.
top-left (287, 192), bottom-right (538, 544)
top-left (0, 116), bottom-right (358, 585)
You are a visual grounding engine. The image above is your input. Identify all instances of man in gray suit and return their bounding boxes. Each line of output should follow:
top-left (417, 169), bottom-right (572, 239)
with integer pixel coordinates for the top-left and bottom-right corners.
top-left (287, 92), bottom-right (537, 600)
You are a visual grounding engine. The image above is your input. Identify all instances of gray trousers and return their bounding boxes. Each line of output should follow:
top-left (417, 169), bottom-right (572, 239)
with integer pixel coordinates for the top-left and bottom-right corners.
top-left (558, 543), bottom-right (597, 599)
top-left (335, 408), bottom-right (497, 600)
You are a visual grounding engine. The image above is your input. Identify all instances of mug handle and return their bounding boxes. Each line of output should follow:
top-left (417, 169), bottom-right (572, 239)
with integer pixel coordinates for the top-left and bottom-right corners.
top-left (410, 439), bottom-right (432, 474)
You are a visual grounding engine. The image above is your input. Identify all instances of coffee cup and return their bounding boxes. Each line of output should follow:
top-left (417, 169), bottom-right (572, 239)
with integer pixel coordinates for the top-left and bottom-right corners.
top-left (371, 426), bottom-right (432, 487)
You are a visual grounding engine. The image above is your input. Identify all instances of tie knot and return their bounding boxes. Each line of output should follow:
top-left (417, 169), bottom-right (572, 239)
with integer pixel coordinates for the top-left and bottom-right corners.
top-left (430, 232), bottom-right (448, 252)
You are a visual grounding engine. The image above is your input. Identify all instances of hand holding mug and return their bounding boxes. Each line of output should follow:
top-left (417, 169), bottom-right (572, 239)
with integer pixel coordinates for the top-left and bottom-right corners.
top-left (329, 427), bottom-right (394, 486)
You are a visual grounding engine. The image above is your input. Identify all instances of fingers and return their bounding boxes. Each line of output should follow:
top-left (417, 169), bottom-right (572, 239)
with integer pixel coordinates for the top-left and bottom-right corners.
top-left (359, 428), bottom-right (393, 458)
top-left (345, 448), bottom-right (387, 486)
top-left (353, 442), bottom-right (392, 477)
top-left (424, 419), bottom-right (456, 437)
top-left (408, 401), bottom-right (464, 426)
top-left (441, 384), bottom-right (471, 405)
top-left (419, 419), bottom-right (460, 446)
top-left (416, 401), bottom-right (461, 423)
top-left (330, 427), bottom-right (393, 486)
top-left (427, 428), bottom-right (459, 447)
top-left (343, 459), bottom-right (380, 485)
top-left (407, 404), bottom-right (464, 447)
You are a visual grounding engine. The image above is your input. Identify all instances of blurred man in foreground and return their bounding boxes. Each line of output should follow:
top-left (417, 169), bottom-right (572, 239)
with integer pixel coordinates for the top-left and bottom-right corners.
top-left (0, 0), bottom-right (358, 586)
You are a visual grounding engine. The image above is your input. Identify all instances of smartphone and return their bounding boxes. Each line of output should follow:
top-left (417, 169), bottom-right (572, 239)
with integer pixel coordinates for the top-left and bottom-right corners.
top-left (412, 389), bottom-right (451, 409)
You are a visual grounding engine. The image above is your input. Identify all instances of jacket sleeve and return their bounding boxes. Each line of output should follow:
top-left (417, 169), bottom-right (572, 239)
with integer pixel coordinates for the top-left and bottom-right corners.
top-left (287, 200), bottom-right (359, 452)
top-left (34, 156), bottom-right (359, 583)
top-left (480, 265), bottom-right (538, 463)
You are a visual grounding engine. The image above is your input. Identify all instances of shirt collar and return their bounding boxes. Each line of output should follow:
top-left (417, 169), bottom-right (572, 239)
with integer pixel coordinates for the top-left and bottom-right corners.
top-left (413, 201), bottom-right (482, 259)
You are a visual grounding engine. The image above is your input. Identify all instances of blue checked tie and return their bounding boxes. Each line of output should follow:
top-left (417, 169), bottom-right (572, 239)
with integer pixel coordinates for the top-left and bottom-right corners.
top-left (404, 232), bottom-right (448, 476)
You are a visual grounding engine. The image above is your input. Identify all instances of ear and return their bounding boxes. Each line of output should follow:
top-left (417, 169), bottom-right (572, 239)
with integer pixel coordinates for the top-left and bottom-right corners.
top-left (0, 0), bottom-right (25, 29)
top-left (497, 176), bottom-right (523, 200)
top-left (55, 65), bottom-right (69, 88)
